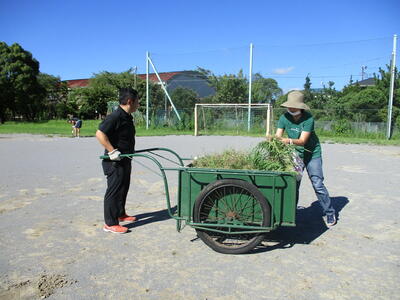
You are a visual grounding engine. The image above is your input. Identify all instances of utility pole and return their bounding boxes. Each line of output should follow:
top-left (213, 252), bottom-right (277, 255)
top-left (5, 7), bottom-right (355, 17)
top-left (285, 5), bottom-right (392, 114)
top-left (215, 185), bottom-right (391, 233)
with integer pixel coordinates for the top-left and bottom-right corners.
top-left (146, 52), bottom-right (149, 129)
top-left (386, 34), bottom-right (397, 139)
top-left (247, 43), bottom-right (253, 132)
top-left (361, 65), bottom-right (367, 80)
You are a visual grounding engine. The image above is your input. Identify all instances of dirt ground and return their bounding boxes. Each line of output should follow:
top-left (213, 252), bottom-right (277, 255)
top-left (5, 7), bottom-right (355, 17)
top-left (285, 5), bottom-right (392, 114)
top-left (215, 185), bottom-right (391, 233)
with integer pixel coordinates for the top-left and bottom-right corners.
top-left (0, 134), bottom-right (399, 300)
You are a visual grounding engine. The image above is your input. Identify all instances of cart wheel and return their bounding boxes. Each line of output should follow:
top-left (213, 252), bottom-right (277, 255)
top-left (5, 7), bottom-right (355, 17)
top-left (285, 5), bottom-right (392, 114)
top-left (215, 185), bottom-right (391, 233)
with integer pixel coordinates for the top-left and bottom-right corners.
top-left (193, 179), bottom-right (270, 254)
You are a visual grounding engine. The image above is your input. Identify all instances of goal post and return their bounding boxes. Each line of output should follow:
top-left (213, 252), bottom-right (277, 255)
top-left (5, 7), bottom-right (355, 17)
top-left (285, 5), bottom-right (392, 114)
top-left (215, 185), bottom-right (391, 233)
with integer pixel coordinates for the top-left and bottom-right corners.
top-left (194, 103), bottom-right (273, 136)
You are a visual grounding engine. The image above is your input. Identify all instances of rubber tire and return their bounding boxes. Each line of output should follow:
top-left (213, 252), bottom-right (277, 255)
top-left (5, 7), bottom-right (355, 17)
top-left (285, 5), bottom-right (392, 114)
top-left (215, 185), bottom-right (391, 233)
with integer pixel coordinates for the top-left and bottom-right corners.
top-left (193, 179), bottom-right (270, 254)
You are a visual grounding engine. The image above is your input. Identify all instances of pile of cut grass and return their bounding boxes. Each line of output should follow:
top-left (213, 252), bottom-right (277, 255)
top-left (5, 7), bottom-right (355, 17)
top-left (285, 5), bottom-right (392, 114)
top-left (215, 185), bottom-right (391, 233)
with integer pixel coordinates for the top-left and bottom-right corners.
top-left (192, 137), bottom-right (295, 172)
top-left (192, 149), bottom-right (253, 170)
top-left (250, 139), bottom-right (295, 172)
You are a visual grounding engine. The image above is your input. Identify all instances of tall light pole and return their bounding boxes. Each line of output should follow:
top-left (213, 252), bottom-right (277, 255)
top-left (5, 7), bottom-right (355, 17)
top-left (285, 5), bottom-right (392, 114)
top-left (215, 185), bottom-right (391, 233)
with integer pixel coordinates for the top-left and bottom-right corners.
top-left (247, 43), bottom-right (253, 132)
top-left (146, 52), bottom-right (150, 129)
top-left (386, 34), bottom-right (397, 139)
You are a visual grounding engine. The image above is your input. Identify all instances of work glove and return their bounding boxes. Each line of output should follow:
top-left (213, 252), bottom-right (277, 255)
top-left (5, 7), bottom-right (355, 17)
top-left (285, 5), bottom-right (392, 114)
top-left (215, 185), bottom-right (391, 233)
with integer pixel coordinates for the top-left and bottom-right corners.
top-left (108, 149), bottom-right (121, 161)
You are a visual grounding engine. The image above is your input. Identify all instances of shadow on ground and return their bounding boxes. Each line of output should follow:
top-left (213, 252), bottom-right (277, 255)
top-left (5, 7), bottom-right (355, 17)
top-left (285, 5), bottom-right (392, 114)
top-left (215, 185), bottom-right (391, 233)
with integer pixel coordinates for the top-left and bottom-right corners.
top-left (124, 197), bottom-right (349, 255)
top-left (125, 206), bottom-right (177, 229)
top-left (251, 196), bottom-right (349, 254)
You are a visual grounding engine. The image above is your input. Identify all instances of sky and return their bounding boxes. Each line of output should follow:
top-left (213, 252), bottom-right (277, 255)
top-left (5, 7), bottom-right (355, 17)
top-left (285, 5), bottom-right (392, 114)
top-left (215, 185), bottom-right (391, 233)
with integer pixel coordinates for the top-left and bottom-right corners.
top-left (1, 0), bottom-right (399, 92)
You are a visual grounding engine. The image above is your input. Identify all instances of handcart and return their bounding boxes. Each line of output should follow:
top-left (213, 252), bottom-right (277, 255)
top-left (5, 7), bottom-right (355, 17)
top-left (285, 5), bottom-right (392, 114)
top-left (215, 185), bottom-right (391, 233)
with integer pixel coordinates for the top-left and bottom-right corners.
top-left (101, 148), bottom-right (297, 254)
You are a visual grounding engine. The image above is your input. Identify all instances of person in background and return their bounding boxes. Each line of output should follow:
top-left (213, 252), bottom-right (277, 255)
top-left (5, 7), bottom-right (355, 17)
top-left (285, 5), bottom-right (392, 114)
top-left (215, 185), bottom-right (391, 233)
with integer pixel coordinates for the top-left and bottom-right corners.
top-left (68, 117), bottom-right (82, 137)
top-left (95, 88), bottom-right (140, 234)
top-left (275, 90), bottom-right (336, 227)
top-left (72, 117), bottom-right (82, 138)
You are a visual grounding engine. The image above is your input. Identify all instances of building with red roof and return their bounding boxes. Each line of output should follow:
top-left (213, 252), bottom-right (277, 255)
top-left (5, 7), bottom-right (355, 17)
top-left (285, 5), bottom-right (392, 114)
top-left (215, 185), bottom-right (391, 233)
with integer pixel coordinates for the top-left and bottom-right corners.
top-left (66, 79), bottom-right (90, 88)
top-left (66, 71), bottom-right (215, 98)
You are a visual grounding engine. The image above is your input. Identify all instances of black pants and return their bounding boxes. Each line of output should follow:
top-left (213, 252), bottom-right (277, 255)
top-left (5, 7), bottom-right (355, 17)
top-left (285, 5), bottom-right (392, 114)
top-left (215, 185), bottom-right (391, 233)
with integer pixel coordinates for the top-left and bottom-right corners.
top-left (102, 159), bottom-right (132, 226)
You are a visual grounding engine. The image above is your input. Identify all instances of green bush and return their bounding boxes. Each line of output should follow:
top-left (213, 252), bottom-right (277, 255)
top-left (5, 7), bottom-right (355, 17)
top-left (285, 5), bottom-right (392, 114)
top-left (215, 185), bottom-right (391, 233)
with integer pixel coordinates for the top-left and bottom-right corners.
top-left (332, 119), bottom-right (352, 135)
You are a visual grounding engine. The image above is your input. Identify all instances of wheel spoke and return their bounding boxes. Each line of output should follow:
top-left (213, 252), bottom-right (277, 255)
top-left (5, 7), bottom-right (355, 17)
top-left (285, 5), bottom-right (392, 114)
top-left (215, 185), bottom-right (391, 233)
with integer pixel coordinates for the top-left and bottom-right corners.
top-left (194, 180), bottom-right (270, 253)
top-left (233, 188), bottom-right (247, 212)
top-left (213, 189), bottom-right (231, 213)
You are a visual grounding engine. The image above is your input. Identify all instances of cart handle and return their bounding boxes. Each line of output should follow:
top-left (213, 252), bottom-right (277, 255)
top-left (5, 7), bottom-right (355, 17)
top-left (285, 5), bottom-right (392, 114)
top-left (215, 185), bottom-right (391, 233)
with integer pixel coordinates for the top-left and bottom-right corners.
top-left (99, 147), bottom-right (187, 221)
top-left (130, 153), bottom-right (179, 219)
top-left (100, 147), bottom-right (188, 166)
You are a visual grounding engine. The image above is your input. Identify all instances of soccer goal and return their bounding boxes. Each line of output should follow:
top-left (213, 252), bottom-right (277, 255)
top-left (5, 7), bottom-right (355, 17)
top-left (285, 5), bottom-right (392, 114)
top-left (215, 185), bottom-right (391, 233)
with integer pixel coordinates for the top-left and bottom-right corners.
top-left (194, 103), bottom-right (273, 136)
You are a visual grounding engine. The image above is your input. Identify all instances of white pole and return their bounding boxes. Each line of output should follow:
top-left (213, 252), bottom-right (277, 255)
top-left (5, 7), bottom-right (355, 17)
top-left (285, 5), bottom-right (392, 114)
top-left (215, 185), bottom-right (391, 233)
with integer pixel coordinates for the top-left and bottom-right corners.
top-left (194, 104), bottom-right (198, 136)
top-left (266, 103), bottom-right (271, 137)
top-left (248, 43), bottom-right (253, 131)
top-left (147, 56), bottom-right (181, 121)
top-left (146, 51), bottom-right (150, 130)
top-left (387, 34), bottom-right (397, 139)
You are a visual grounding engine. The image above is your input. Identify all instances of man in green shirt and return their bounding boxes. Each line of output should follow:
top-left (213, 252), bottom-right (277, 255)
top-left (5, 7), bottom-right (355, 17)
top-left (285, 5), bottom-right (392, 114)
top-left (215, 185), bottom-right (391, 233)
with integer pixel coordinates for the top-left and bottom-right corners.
top-left (276, 90), bottom-right (336, 227)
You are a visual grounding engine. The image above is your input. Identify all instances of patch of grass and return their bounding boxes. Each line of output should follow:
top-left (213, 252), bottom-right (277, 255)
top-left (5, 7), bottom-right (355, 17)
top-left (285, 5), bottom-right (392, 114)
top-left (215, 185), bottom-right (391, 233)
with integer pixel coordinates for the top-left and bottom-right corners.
top-left (0, 120), bottom-right (100, 137)
top-left (316, 128), bottom-right (400, 145)
top-left (196, 128), bottom-right (267, 137)
top-left (319, 135), bottom-right (400, 146)
top-left (136, 127), bottom-right (192, 136)
top-left (0, 120), bottom-right (192, 137)
top-left (0, 120), bottom-right (399, 145)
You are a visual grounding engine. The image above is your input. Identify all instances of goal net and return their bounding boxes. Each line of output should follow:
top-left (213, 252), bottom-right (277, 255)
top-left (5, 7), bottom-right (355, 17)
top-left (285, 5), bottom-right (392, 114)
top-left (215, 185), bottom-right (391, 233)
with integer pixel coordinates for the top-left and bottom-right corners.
top-left (194, 103), bottom-right (273, 136)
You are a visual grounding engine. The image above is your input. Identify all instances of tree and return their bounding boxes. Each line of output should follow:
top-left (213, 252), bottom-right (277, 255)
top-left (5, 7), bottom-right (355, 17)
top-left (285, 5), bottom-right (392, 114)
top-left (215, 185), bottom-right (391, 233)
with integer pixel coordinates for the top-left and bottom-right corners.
top-left (333, 87), bottom-right (386, 122)
top-left (375, 65), bottom-right (398, 93)
top-left (252, 74), bottom-right (282, 103)
top-left (304, 74), bottom-right (311, 91)
top-left (196, 67), bottom-right (219, 90)
top-left (303, 74), bottom-right (313, 104)
top-left (37, 73), bottom-right (68, 119)
top-left (341, 81), bottom-right (362, 95)
top-left (68, 69), bottom-right (164, 118)
top-left (374, 64), bottom-right (400, 109)
top-left (170, 87), bottom-right (198, 110)
top-left (213, 70), bottom-right (248, 103)
top-left (332, 64), bottom-right (400, 123)
top-left (197, 69), bottom-right (248, 103)
top-left (133, 74), bottom-right (164, 114)
top-left (308, 81), bottom-right (340, 113)
top-left (0, 42), bottom-right (11, 123)
top-left (0, 42), bottom-right (44, 121)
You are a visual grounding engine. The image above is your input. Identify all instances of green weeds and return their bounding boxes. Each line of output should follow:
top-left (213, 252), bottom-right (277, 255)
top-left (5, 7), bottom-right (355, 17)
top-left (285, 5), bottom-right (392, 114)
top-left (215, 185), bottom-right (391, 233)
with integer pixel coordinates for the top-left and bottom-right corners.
top-left (193, 138), bottom-right (295, 172)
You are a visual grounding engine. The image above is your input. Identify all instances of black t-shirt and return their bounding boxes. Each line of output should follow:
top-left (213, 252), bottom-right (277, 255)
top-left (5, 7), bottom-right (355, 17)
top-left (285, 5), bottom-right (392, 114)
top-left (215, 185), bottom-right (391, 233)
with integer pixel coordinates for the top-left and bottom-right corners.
top-left (98, 106), bottom-right (136, 156)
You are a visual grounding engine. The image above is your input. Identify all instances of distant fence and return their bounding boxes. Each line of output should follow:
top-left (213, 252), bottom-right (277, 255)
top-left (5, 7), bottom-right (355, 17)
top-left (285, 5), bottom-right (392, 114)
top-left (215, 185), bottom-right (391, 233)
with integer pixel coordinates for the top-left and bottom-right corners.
top-left (273, 108), bottom-right (399, 137)
top-left (316, 121), bottom-right (382, 133)
top-left (107, 101), bottom-right (399, 137)
top-left (315, 120), bottom-right (396, 134)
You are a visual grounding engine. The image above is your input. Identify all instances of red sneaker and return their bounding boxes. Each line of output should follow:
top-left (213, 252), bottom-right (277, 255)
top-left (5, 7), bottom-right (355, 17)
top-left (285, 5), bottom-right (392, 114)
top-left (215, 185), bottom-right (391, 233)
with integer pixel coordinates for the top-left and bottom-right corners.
top-left (118, 214), bottom-right (137, 222)
top-left (103, 224), bottom-right (128, 234)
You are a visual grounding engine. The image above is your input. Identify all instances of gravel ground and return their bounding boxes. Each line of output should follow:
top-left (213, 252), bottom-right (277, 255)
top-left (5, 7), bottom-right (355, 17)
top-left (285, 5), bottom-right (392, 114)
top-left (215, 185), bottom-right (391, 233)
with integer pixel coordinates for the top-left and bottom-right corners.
top-left (0, 134), bottom-right (399, 300)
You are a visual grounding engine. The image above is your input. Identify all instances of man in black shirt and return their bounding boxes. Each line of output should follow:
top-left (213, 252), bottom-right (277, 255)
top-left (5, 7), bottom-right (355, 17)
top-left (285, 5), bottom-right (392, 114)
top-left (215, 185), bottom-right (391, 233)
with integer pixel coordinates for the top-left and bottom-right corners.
top-left (96, 88), bottom-right (140, 234)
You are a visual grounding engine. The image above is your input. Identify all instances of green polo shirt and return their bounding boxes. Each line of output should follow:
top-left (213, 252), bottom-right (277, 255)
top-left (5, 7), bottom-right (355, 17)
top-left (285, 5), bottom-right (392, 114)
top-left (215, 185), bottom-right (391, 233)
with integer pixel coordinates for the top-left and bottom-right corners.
top-left (277, 111), bottom-right (321, 164)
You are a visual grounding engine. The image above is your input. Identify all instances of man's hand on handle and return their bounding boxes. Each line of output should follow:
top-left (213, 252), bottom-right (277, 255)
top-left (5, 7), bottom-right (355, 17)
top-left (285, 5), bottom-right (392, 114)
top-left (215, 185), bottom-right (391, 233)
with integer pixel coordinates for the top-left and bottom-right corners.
top-left (108, 149), bottom-right (121, 161)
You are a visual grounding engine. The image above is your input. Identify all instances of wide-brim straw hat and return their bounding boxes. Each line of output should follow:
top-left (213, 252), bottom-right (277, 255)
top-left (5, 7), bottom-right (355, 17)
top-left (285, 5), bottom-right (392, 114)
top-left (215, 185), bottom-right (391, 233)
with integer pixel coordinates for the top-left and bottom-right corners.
top-left (281, 90), bottom-right (310, 110)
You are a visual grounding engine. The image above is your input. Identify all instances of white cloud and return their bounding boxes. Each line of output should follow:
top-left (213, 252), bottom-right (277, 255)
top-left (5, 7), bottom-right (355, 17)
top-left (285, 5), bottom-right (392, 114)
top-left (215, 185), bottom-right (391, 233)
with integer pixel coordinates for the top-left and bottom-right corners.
top-left (273, 66), bottom-right (294, 75)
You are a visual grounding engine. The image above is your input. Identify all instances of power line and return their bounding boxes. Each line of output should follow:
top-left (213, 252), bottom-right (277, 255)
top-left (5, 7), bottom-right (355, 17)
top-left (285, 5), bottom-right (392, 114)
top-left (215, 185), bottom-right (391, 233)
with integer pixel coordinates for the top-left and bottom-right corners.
top-left (150, 36), bottom-right (391, 56)
top-left (256, 36), bottom-right (391, 48)
top-left (313, 57), bottom-right (388, 70)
